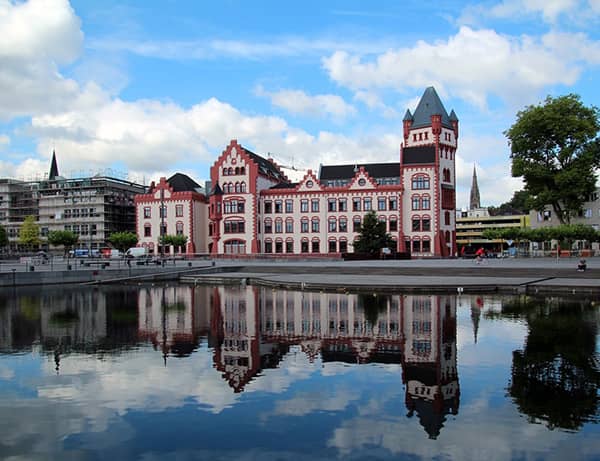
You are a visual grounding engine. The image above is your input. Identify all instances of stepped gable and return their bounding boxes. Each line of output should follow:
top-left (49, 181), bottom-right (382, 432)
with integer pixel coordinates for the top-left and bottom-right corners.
top-left (319, 162), bottom-right (400, 181)
top-left (410, 86), bottom-right (453, 129)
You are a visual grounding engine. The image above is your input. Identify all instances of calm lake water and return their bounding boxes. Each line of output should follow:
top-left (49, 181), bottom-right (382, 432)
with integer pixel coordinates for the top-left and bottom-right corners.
top-left (1, 283), bottom-right (600, 460)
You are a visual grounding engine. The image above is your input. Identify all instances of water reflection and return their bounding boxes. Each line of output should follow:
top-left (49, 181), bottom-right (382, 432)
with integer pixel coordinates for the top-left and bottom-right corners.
top-left (1, 286), bottom-right (599, 459)
top-left (486, 296), bottom-right (600, 431)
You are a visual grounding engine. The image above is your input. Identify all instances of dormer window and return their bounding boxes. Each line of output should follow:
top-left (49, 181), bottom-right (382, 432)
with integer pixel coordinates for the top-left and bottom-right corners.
top-left (358, 178), bottom-right (366, 186)
top-left (306, 180), bottom-right (313, 188)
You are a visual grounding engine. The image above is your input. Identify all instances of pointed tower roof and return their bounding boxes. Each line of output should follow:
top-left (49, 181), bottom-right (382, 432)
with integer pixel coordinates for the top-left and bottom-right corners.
top-left (449, 109), bottom-right (459, 122)
top-left (469, 165), bottom-right (481, 210)
top-left (403, 109), bottom-right (413, 121)
top-left (411, 87), bottom-right (453, 129)
top-left (49, 150), bottom-right (59, 180)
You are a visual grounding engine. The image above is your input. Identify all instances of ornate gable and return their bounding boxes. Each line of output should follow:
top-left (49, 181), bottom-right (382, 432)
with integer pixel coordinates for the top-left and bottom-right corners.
top-left (297, 170), bottom-right (322, 192)
top-left (348, 167), bottom-right (377, 190)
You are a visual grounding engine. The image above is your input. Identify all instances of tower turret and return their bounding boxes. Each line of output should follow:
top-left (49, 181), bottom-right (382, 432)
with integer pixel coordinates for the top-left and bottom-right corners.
top-left (469, 165), bottom-right (481, 210)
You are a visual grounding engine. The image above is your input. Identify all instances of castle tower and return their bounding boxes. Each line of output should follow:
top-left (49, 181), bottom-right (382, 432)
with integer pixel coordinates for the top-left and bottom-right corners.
top-left (469, 165), bottom-right (481, 210)
top-left (400, 87), bottom-right (458, 257)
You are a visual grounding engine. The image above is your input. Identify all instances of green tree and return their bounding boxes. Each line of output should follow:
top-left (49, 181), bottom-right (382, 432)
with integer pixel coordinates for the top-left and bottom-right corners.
top-left (161, 234), bottom-right (188, 253)
top-left (488, 190), bottom-right (531, 216)
top-left (506, 94), bottom-right (600, 224)
top-left (18, 215), bottom-right (40, 251)
top-left (0, 224), bottom-right (8, 251)
top-left (353, 211), bottom-right (395, 256)
top-left (47, 230), bottom-right (79, 257)
top-left (108, 231), bottom-right (138, 252)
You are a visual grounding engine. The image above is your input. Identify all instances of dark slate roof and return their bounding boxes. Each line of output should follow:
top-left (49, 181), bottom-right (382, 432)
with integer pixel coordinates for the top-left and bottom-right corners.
top-left (210, 183), bottom-right (223, 195)
top-left (449, 109), bottom-right (458, 122)
top-left (402, 145), bottom-right (436, 165)
top-left (49, 150), bottom-right (59, 180)
top-left (411, 86), bottom-right (453, 129)
top-left (403, 109), bottom-right (413, 121)
top-left (319, 163), bottom-right (400, 181)
top-left (245, 149), bottom-right (289, 183)
top-left (167, 172), bottom-right (202, 192)
top-left (270, 182), bottom-right (298, 189)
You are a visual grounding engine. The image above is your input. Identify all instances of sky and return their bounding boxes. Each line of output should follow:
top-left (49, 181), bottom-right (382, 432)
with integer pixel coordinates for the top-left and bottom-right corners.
top-left (1, 0), bottom-right (599, 208)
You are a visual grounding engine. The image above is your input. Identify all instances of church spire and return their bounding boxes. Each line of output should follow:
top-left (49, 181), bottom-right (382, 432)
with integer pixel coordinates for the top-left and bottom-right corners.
top-left (49, 150), bottom-right (59, 180)
top-left (469, 164), bottom-right (480, 210)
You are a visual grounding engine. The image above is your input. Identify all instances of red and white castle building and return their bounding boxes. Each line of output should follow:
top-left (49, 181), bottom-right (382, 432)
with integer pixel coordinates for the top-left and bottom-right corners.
top-left (136, 87), bottom-right (458, 258)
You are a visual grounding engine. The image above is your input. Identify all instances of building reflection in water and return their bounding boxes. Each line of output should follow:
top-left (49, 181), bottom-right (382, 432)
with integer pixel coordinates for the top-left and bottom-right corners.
top-left (0, 284), bottom-right (460, 438)
top-left (208, 286), bottom-right (460, 439)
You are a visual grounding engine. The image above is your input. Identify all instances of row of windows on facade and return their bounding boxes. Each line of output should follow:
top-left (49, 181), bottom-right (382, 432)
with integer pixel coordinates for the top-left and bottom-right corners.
top-left (143, 222), bottom-right (184, 237)
top-left (324, 177), bottom-right (400, 188)
top-left (143, 205), bottom-right (185, 218)
top-left (222, 166), bottom-right (246, 176)
top-left (62, 208), bottom-right (100, 219)
top-left (536, 208), bottom-right (600, 221)
top-left (210, 215), bottom-right (434, 235)
top-left (261, 197), bottom-right (400, 214)
top-left (62, 224), bottom-right (98, 236)
top-left (222, 238), bottom-right (434, 255)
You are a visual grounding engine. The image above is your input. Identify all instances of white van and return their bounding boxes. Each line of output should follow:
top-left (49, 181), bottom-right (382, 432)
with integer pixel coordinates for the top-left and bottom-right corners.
top-left (125, 247), bottom-right (148, 258)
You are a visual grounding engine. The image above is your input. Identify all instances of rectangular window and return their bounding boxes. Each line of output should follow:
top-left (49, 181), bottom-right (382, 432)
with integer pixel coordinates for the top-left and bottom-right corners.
top-left (412, 240), bottom-right (421, 252)
top-left (412, 218), bottom-right (421, 232)
top-left (329, 220), bottom-right (337, 232)
top-left (328, 241), bottom-right (337, 252)
top-left (176, 204), bottom-right (183, 217)
top-left (339, 241), bottom-right (348, 253)
top-left (275, 201), bottom-right (283, 213)
top-left (264, 201), bottom-right (272, 214)
top-left (312, 220), bottom-right (319, 233)
top-left (285, 200), bottom-right (293, 213)
top-left (311, 199), bottom-right (319, 212)
top-left (144, 226), bottom-right (151, 237)
top-left (301, 200), bottom-right (308, 212)
top-left (412, 197), bottom-right (420, 210)
top-left (421, 196), bottom-right (430, 210)
top-left (301, 241), bottom-right (309, 253)
top-left (352, 198), bottom-right (361, 212)
top-left (422, 240), bottom-right (431, 252)
top-left (422, 218), bottom-right (431, 232)
top-left (301, 221), bottom-right (309, 233)
top-left (389, 219), bottom-right (398, 232)
top-left (285, 221), bottom-right (293, 233)
top-left (264, 241), bottom-right (273, 253)
top-left (363, 198), bottom-right (372, 211)
top-left (339, 219), bottom-right (347, 232)
top-left (160, 206), bottom-right (167, 218)
top-left (378, 198), bottom-right (386, 211)
top-left (312, 241), bottom-right (320, 253)
top-left (264, 221), bottom-right (272, 233)
top-left (339, 199), bottom-right (347, 212)
top-left (275, 221), bottom-right (283, 233)
top-left (412, 176), bottom-right (430, 190)
top-left (275, 241), bottom-right (283, 253)
top-left (286, 241), bottom-right (294, 253)
top-left (353, 219), bottom-right (361, 232)
top-left (328, 199), bottom-right (337, 212)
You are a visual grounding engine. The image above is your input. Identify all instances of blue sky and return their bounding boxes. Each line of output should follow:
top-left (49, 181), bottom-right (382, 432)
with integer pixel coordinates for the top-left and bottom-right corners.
top-left (1, 0), bottom-right (599, 207)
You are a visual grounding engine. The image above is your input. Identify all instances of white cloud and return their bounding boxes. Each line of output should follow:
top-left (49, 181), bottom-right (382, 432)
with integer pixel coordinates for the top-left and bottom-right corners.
top-left (322, 26), bottom-right (599, 110)
top-left (255, 86), bottom-right (356, 120)
top-left (0, 0), bottom-right (83, 120)
top-left (488, 0), bottom-right (578, 23)
top-left (0, 134), bottom-right (9, 146)
top-left (353, 91), bottom-right (398, 118)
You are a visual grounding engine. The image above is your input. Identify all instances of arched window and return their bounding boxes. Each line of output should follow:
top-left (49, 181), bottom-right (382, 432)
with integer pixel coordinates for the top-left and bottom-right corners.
top-left (421, 194), bottom-right (431, 210)
top-left (235, 167), bottom-right (240, 175)
top-left (176, 221), bottom-right (184, 236)
top-left (240, 166), bottom-right (246, 175)
top-left (224, 239), bottom-right (246, 254)
top-left (412, 195), bottom-right (420, 210)
top-left (411, 174), bottom-right (430, 190)
top-left (240, 181), bottom-right (247, 193)
top-left (222, 167), bottom-right (228, 176)
top-left (235, 182), bottom-right (241, 193)
top-left (227, 167), bottom-right (233, 175)
top-left (328, 217), bottom-right (337, 232)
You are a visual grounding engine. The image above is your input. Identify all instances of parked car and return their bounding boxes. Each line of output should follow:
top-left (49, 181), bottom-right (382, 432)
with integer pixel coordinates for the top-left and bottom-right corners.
top-left (125, 247), bottom-right (148, 258)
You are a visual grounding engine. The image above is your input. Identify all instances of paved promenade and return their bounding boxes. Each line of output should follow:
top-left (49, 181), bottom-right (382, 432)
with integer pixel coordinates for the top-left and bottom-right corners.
top-left (182, 256), bottom-right (600, 295)
top-left (2, 256), bottom-right (599, 294)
